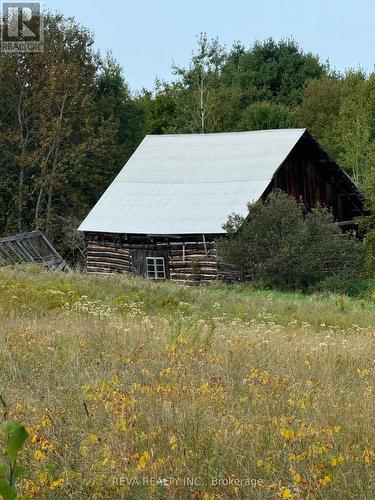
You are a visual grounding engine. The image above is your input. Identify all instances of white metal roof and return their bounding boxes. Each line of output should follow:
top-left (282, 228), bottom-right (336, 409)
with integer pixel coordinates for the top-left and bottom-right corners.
top-left (79, 128), bottom-right (306, 235)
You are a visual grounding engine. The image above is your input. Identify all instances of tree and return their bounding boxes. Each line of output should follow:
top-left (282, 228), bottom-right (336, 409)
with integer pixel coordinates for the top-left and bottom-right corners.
top-left (33, 14), bottom-right (100, 234)
top-left (138, 81), bottom-right (178, 134)
top-left (335, 72), bottom-right (375, 184)
top-left (237, 101), bottom-right (295, 131)
top-left (0, 50), bottom-right (42, 232)
top-left (222, 38), bottom-right (327, 107)
top-left (141, 36), bottom-right (327, 136)
top-left (296, 77), bottom-right (343, 158)
top-left (96, 54), bottom-right (145, 163)
top-left (0, 12), bottom-right (143, 254)
top-left (217, 190), bottom-right (363, 289)
top-left (172, 33), bottom-right (226, 133)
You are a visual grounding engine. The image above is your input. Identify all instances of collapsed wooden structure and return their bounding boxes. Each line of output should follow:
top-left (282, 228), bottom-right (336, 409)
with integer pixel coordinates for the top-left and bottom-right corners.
top-left (0, 230), bottom-right (67, 270)
top-left (79, 129), bottom-right (364, 284)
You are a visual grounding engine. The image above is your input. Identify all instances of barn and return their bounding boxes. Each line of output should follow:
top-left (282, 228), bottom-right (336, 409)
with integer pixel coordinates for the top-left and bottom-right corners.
top-left (78, 128), bottom-right (364, 284)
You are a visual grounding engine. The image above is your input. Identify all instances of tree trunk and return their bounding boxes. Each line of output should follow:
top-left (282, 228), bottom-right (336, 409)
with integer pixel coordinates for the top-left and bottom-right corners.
top-left (17, 166), bottom-right (24, 232)
top-left (43, 92), bottom-right (66, 235)
top-left (45, 183), bottom-right (53, 236)
top-left (200, 77), bottom-right (205, 133)
top-left (35, 187), bottom-right (43, 229)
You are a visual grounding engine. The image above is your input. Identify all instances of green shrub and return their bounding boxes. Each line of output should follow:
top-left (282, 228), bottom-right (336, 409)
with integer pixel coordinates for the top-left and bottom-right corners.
top-left (217, 190), bottom-right (364, 290)
top-left (311, 275), bottom-right (375, 298)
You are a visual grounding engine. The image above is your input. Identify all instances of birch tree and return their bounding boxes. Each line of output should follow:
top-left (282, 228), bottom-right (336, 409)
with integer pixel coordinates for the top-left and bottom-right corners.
top-left (172, 33), bottom-right (226, 133)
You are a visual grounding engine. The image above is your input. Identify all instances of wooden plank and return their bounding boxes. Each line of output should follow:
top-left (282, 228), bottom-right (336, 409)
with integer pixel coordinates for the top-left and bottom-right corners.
top-left (87, 268), bottom-right (120, 275)
top-left (87, 261), bottom-right (130, 271)
top-left (87, 265), bottom-right (130, 274)
top-left (87, 254), bottom-right (131, 263)
top-left (169, 241), bottom-right (215, 248)
top-left (170, 258), bottom-right (217, 265)
top-left (170, 278), bottom-right (216, 286)
top-left (170, 270), bottom-right (217, 276)
top-left (170, 249), bottom-right (216, 256)
top-left (0, 243), bottom-right (17, 263)
top-left (0, 230), bottom-right (43, 243)
top-left (87, 245), bottom-right (131, 255)
top-left (170, 273), bottom-right (218, 280)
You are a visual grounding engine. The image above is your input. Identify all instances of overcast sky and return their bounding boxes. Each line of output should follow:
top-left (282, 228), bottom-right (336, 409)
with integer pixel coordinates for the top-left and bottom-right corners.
top-left (46, 0), bottom-right (375, 92)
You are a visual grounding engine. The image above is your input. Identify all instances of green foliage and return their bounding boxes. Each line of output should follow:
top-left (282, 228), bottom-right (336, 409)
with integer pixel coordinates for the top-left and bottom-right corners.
top-left (171, 33), bottom-right (227, 133)
top-left (335, 72), bottom-right (375, 184)
top-left (153, 35), bottom-right (326, 135)
top-left (0, 266), bottom-right (83, 313)
top-left (223, 38), bottom-right (327, 107)
top-left (311, 275), bottom-right (375, 298)
top-left (0, 13), bottom-right (144, 253)
top-left (217, 190), bottom-right (363, 290)
top-left (139, 82), bottom-right (178, 134)
top-left (296, 77), bottom-right (343, 158)
top-left (0, 419), bottom-right (28, 499)
top-left (362, 229), bottom-right (375, 277)
top-left (297, 71), bottom-right (375, 186)
top-left (237, 101), bottom-right (296, 131)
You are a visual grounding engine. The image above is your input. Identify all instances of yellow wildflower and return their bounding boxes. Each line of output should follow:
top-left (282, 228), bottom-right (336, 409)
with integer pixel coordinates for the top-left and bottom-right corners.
top-left (80, 445), bottom-right (88, 457)
top-left (88, 434), bottom-right (99, 443)
top-left (23, 480), bottom-right (40, 496)
top-left (280, 428), bottom-right (295, 440)
top-left (363, 385), bottom-right (374, 397)
top-left (34, 450), bottom-right (45, 461)
top-left (281, 488), bottom-right (293, 499)
top-left (137, 450), bottom-right (150, 470)
top-left (41, 439), bottom-right (53, 451)
top-left (330, 455), bottom-right (344, 466)
top-left (50, 478), bottom-right (65, 490)
top-left (169, 435), bottom-right (178, 450)
top-left (37, 471), bottom-right (48, 484)
top-left (363, 448), bottom-right (375, 463)
top-left (293, 473), bottom-right (301, 483)
top-left (318, 475), bottom-right (332, 487)
top-left (202, 494), bottom-right (215, 500)
top-left (41, 415), bottom-right (52, 428)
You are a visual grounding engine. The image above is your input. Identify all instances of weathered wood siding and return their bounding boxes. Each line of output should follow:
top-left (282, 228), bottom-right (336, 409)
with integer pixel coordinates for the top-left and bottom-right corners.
top-left (265, 134), bottom-right (364, 222)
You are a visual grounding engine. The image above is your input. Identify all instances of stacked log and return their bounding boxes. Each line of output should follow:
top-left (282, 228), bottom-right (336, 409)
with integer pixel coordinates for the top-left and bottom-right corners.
top-left (168, 242), bottom-right (218, 285)
top-left (86, 244), bottom-right (132, 275)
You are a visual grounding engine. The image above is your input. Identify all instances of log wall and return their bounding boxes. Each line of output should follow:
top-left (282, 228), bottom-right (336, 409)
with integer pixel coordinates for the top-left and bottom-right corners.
top-left (84, 233), bottom-right (243, 284)
top-left (168, 241), bottom-right (218, 285)
top-left (86, 242), bottom-right (132, 275)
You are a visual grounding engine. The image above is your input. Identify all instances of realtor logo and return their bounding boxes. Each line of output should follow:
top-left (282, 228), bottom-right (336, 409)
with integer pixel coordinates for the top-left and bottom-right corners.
top-left (1, 2), bottom-right (43, 52)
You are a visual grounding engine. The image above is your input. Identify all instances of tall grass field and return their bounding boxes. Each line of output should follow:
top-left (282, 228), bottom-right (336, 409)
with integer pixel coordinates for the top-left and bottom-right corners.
top-left (0, 266), bottom-right (374, 499)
